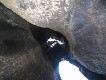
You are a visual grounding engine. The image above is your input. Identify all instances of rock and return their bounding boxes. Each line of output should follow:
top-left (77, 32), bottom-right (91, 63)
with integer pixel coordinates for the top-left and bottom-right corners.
top-left (1, 0), bottom-right (106, 77)
top-left (0, 0), bottom-right (74, 52)
top-left (70, 0), bottom-right (106, 75)
top-left (0, 4), bottom-right (58, 80)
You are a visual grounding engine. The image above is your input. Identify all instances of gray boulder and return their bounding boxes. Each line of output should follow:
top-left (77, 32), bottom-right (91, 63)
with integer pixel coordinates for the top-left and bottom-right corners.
top-left (0, 4), bottom-right (58, 80)
top-left (0, 0), bottom-right (106, 77)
